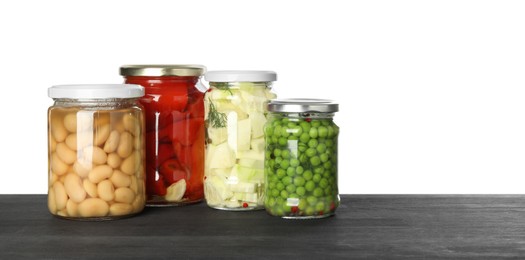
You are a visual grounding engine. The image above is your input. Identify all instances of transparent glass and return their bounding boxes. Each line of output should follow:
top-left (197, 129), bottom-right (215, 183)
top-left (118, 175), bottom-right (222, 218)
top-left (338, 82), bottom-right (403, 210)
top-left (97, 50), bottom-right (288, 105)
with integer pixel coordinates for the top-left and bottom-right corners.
top-left (48, 98), bottom-right (146, 220)
top-left (124, 76), bottom-right (205, 206)
top-left (203, 82), bottom-right (276, 210)
top-left (264, 112), bottom-right (340, 219)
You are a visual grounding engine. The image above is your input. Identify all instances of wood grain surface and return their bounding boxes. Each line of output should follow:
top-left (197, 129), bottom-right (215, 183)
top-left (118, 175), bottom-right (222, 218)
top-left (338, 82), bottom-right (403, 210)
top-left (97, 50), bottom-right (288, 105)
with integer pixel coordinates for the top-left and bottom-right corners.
top-left (1, 195), bottom-right (524, 259)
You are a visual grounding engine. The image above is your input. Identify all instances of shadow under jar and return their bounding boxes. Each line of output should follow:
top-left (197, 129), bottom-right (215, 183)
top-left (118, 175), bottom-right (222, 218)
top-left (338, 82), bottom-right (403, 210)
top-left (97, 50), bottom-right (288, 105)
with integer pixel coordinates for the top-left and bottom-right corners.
top-left (264, 99), bottom-right (340, 219)
top-left (120, 65), bottom-right (206, 206)
top-left (47, 84), bottom-right (146, 220)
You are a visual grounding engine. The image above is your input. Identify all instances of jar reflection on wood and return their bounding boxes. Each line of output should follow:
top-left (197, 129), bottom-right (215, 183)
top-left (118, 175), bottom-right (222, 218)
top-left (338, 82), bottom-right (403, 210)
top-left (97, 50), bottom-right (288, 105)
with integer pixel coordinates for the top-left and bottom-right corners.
top-left (264, 99), bottom-right (339, 219)
top-left (48, 84), bottom-right (146, 220)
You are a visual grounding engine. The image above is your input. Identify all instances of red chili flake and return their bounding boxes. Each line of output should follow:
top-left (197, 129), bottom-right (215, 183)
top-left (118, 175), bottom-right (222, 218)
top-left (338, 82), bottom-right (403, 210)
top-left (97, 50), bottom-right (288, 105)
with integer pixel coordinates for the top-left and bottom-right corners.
top-left (242, 202), bottom-right (248, 208)
top-left (319, 211), bottom-right (324, 215)
top-left (305, 118), bottom-right (311, 122)
top-left (330, 202), bottom-right (335, 211)
top-left (291, 206), bottom-right (299, 214)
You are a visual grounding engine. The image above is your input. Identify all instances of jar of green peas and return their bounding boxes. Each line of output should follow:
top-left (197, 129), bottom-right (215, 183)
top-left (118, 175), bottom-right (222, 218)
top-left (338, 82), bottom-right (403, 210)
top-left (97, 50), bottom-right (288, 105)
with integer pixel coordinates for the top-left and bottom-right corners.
top-left (264, 99), bottom-right (340, 219)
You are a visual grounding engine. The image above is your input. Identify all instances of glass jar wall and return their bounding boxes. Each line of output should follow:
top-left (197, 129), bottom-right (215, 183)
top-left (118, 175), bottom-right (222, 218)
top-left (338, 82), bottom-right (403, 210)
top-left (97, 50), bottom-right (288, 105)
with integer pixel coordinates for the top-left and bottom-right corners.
top-left (47, 84), bottom-right (146, 220)
top-left (264, 99), bottom-right (339, 219)
top-left (203, 71), bottom-right (277, 210)
top-left (120, 65), bottom-right (206, 206)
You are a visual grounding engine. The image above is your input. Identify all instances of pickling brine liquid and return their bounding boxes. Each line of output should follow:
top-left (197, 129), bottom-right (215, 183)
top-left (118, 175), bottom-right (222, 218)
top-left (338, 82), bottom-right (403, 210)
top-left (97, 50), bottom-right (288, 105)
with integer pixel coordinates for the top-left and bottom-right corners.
top-left (48, 105), bottom-right (146, 219)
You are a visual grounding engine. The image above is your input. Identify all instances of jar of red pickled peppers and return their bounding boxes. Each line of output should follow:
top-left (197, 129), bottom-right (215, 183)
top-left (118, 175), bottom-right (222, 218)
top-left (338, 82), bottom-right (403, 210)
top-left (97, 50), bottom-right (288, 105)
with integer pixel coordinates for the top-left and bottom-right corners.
top-left (120, 65), bottom-right (206, 206)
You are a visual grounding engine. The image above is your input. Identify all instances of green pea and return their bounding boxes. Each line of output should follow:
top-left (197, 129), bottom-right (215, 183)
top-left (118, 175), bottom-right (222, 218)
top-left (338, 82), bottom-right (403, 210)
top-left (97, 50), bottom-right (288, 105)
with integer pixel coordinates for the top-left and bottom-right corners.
top-left (313, 188), bottom-right (324, 197)
top-left (306, 148), bottom-right (316, 157)
top-left (274, 207), bottom-right (284, 216)
top-left (299, 133), bottom-right (310, 143)
top-left (268, 160), bottom-right (275, 168)
top-left (280, 159), bottom-right (290, 169)
top-left (292, 126), bottom-right (303, 137)
top-left (314, 167), bottom-right (324, 175)
top-left (298, 198), bottom-right (308, 210)
top-left (309, 127), bottom-right (318, 138)
top-left (273, 148), bottom-right (282, 157)
top-left (282, 176), bottom-right (292, 185)
top-left (278, 137), bottom-right (287, 146)
top-left (324, 187), bottom-right (333, 196)
top-left (287, 122), bottom-right (297, 128)
top-left (290, 158), bottom-right (299, 167)
top-left (269, 175), bottom-right (278, 183)
top-left (313, 173), bottom-right (322, 183)
top-left (281, 150), bottom-right (290, 159)
top-left (311, 120), bottom-right (321, 127)
top-left (310, 156), bottom-right (321, 166)
top-left (296, 186), bottom-right (306, 196)
top-left (268, 182), bottom-right (276, 189)
top-left (300, 121), bottom-right (311, 132)
top-left (286, 167), bottom-right (295, 177)
top-left (321, 120), bottom-right (330, 126)
top-left (319, 178), bottom-right (329, 188)
top-left (327, 125), bottom-right (335, 138)
top-left (282, 118), bottom-right (290, 124)
top-left (305, 207), bottom-right (315, 215)
top-left (316, 143), bottom-right (327, 154)
top-left (308, 139), bottom-right (318, 148)
top-left (272, 120), bottom-right (280, 127)
top-left (283, 205), bottom-right (292, 213)
top-left (276, 168), bottom-right (286, 179)
top-left (265, 126), bottom-right (274, 136)
top-left (274, 125), bottom-right (282, 137)
top-left (315, 201), bottom-right (325, 212)
top-left (299, 154), bottom-right (308, 163)
top-left (323, 161), bottom-right (332, 170)
top-left (281, 128), bottom-right (290, 138)
top-left (303, 170), bottom-right (313, 181)
top-left (275, 156), bottom-right (283, 165)
top-left (280, 190), bottom-right (289, 199)
top-left (289, 193), bottom-right (299, 199)
top-left (266, 197), bottom-right (276, 207)
top-left (325, 139), bottom-right (334, 148)
top-left (276, 183), bottom-right (285, 191)
top-left (318, 126), bottom-right (328, 138)
top-left (320, 153), bottom-right (329, 163)
top-left (271, 189), bottom-right (280, 197)
top-left (296, 166), bottom-right (304, 174)
top-left (298, 143), bottom-right (307, 152)
top-left (286, 184), bottom-right (296, 193)
top-left (307, 196), bottom-right (317, 206)
top-left (322, 170), bottom-right (331, 179)
top-left (288, 135), bottom-right (298, 141)
top-left (305, 181), bottom-right (315, 191)
top-left (294, 176), bottom-right (306, 187)
top-left (271, 136), bottom-right (278, 144)
top-left (265, 151), bottom-right (271, 159)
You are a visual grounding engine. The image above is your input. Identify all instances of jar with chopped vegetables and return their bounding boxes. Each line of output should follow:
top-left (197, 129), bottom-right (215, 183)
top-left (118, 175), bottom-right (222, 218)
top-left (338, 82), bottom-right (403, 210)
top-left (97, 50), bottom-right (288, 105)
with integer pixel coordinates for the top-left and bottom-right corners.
top-left (203, 71), bottom-right (277, 210)
top-left (120, 65), bottom-right (206, 206)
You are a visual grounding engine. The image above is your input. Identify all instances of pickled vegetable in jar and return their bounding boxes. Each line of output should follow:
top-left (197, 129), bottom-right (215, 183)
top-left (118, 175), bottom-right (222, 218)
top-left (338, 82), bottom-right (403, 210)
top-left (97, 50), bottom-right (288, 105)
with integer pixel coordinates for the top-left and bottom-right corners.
top-left (120, 65), bottom-right (206, 206)
top-left (264, 99), bottom-right (339, 219)
top-left (47, 84), bottom-right (146, 220)
top-left (203, 71), bottom-right (277, 210)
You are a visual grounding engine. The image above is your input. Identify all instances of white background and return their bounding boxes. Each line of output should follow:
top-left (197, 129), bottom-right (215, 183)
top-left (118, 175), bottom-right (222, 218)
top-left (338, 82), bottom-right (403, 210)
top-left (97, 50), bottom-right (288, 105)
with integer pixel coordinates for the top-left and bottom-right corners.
top-left (1, 0), bottom-right (524, 194)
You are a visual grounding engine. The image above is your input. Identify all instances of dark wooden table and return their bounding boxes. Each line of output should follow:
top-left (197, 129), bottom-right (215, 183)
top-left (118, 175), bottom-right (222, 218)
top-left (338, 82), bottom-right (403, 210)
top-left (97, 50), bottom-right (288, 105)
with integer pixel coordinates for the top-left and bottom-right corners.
top-left (1, 195), bottom-right (524, 259)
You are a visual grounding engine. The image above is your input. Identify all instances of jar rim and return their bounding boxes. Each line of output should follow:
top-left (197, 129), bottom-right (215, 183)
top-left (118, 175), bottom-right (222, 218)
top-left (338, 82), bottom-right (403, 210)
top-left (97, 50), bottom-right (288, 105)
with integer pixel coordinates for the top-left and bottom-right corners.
top-left (205, 70), bottom-right (277, 82)
top-left (120, 64), bottom-right (206, 77)
top-left (268, 98), bottom-right (339, 113)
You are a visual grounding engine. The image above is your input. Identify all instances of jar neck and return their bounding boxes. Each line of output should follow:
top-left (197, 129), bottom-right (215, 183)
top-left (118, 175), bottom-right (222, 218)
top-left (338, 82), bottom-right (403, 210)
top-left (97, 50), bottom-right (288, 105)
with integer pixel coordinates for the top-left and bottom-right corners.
top-left (124, 76), bottom-right (200, 87)
top-left (210, 82), bottom-right (272, 89)
top-left (53, 98), bottom-right (139, 109)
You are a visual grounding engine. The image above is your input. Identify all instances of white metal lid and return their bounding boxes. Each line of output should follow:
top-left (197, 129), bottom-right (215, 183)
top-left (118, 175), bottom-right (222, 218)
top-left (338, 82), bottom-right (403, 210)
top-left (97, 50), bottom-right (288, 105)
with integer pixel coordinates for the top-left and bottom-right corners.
top-left (48, 84), bottom-right (145, 99)
top-left (268, 98), bottom-right (339, 113)
top-left (205, 70), bottom-right (277, 82)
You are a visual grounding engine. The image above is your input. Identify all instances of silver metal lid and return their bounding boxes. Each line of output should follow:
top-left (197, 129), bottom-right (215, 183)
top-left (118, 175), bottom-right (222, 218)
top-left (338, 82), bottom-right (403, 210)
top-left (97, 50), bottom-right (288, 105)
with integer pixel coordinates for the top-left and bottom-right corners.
top-left (120, 65), bottom-right (206, 77)
top-left (267, 99), bottom-right (339, 113)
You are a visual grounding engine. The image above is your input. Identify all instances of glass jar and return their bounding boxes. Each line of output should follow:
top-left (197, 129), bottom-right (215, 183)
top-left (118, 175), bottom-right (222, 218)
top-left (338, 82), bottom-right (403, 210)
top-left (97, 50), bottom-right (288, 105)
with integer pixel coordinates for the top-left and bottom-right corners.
top-left (120, 65), bottom-right (206, 206)
top-left (264, 99), bottom-right (339, 219)
top-left (203, 71), bottom-right (277, 210)
top-left (47, 84), bottom-right (146, 220)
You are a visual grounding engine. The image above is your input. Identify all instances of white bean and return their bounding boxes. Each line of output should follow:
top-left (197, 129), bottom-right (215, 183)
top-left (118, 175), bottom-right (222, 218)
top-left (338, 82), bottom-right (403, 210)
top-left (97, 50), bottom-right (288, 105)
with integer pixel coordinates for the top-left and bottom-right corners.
top-left (97, 180), bottom-right (115, 201)
top-left (114, 187), bottom-right (135, 204)
top-left (49, 133), bottom-right (57, 152)
top-left (64, 173), bottom-right (86, 203)
top-left (74, 160), bottom-right (91, 178)
top-left (49, 172), bottom-right (58, 186)
top-left (63, 113), bottom-right (77, 133)
top-left (56, 143), bottom-right (76, 165)
top-left (48, 187), bottom-right (57, 214)
top-left (53, 182), bottom-right (68, 210)
top-left (83, 179), bottom-right (98, 198)
top-left (66, 199), bottom-right (79, 217)
top-left (117, 132), bottom-right (133, 158)
top-left (109, 203), bottom-right (133, 216)
top-left (121, 151), bottom-right (139, 175)
top-left (78, 198), bottom-right (109, 217)
top-left (82, 146), bottom-right (107, 165)
top-left (130, 175), bottom-right (139, 194)
top-left (51, 116), bottom-right (68, 142)
top-left (103, 130), bottom-right (120, 153)
top-left (88, 165), bottom-right (113, 184)
top-left (51, 153), bottom-right (69, 176)
top-left (107, 153), bottom-right (122, 169)
top-left (110, 170), bottom-right (131, 188)
top-left (123, 113), bottom-right (140, 136)
top-left (65, 134), bottom-right (77, 150)
top-left (94, 124), bottom-right (111, 146)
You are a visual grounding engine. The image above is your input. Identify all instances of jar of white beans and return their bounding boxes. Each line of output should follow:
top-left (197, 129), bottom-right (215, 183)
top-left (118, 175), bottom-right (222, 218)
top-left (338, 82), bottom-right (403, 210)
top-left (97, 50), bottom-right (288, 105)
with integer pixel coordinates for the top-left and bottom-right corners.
top-left (47, 84), bottom-right (146, 220)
